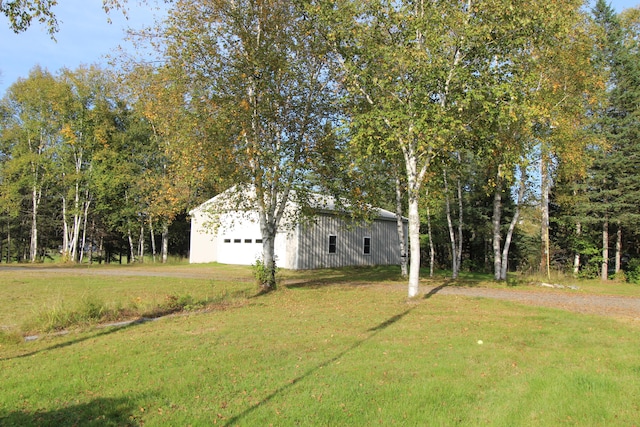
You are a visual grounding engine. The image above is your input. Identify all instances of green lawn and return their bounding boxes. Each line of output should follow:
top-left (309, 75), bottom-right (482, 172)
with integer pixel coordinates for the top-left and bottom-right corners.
top-left (1, 264), bottom-right (639, 426)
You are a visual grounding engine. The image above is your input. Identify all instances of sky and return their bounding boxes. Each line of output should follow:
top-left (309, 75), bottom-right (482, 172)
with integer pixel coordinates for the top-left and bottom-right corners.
top-left (0, 0), bottom-right (166, 95)
top-left (1, 0), bottom-right (639, 96)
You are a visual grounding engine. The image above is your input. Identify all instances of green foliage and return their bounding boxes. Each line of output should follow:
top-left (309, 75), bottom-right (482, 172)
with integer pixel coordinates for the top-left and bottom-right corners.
top-left (252, 259), bottom-right (279, 291)
top-left (625, 258), bottom-right (640, 284)
top-left (28, 295), bottom-right (122, 332)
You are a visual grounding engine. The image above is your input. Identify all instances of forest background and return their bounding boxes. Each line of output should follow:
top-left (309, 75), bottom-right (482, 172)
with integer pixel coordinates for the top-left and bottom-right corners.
top-left (0, 0), bottom-right (639, 293)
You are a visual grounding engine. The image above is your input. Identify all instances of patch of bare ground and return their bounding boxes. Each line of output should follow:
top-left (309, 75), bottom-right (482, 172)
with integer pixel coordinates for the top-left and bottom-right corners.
top-left (421, 285), bottom-right (640, 321)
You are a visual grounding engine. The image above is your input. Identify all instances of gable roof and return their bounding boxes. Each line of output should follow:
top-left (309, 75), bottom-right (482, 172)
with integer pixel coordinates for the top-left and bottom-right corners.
top-left (190, 186), bottom-right (405, 223)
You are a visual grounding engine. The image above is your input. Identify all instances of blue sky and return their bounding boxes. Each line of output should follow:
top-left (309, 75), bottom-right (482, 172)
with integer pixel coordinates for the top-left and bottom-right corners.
top-left (0, 0), bottom-right (166, 94)
top-left (1, 0), bottom-right (639, 96)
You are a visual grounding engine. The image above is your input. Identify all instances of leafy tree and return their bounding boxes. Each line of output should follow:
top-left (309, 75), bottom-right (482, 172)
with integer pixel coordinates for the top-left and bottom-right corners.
top-left (1, 0), bottom-right (126, 36)
top-left (319, 0), bottom-right (586, 294)
top-left (119, 63), bottom-right (223, 263)
top-left (0, 67), bottom-right (67, 262)
top-left (158, 0), bottom-right (340, 289)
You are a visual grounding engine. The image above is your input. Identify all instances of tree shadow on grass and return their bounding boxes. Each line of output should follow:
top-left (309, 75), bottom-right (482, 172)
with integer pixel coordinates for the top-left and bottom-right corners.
top-left (0, 396), bottom-right (142, 427)
top-left (223, 305), bottom-right (416, 426)
top-left (424, 283), bottom-right (449, 299)
top-left (0, 318), bottom-right (154, 362)
top-left (284, 265), bottom-right (404, 289)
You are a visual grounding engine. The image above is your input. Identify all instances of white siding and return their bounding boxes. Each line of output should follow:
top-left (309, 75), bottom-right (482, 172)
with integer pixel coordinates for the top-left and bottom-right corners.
top-left (189, 189), bottom-right (407, 269)
top-left (189, 209), bottom-right (218, 263)
top-left (190, 209), bottom-right (292, 266)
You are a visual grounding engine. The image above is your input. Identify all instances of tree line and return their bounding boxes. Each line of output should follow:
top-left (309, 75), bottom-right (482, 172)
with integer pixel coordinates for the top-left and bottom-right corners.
top-left (1, 0), bottom-right (639, 293)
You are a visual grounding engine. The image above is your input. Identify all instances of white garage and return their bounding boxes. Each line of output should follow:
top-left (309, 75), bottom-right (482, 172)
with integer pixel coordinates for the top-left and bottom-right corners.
top-left (189, 188), bottom-right (407, 270)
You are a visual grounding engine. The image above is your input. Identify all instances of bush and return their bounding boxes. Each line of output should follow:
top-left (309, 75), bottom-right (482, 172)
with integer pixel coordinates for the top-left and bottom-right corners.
top-left (625, 259), bottom-right (640, 284)
top-left (252, 259), bottom-right (278, 290)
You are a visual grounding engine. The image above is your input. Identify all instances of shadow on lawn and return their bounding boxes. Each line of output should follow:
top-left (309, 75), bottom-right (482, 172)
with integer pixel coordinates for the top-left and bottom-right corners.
top-left (0, 318), bottom-right (153, 362)
top-left (285, 265), bottom-right (404, 289)
top-left (223, 305), bottom-right (416, 426)
top-left (424, 283), bottom-right (448, 299)
top-left (0, 396), bottom-right (141, 427)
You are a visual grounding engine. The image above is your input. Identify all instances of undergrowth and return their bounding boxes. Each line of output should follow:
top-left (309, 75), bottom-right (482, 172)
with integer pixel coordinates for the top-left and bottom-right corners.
top-left (23, 285), bottom-right (252, 335)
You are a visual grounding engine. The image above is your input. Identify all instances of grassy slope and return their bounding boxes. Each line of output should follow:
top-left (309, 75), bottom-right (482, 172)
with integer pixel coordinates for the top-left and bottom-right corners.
top-left (0, 264), bottom-right (639, 426)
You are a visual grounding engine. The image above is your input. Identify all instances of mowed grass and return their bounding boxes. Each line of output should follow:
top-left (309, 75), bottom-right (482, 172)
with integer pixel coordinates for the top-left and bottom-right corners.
top-left (1, 264), bottom-right (639, 426)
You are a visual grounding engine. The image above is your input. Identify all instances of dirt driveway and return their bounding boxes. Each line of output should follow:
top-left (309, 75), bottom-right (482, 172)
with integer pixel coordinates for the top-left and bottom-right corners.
top-left (422, 285), bottom-right (640, 321)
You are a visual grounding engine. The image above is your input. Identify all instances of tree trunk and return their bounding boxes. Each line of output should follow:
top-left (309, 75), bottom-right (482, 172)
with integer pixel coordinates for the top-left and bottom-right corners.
top-left (70, 181), bottom-right (82, 263)
top-left (500, 170), bottom-right (527, 281)
top-left (161, 223), bottom-right (169, 264)
top-left (150, 222), bottom-right (157, 263)
top-left (127, 227), bottom-right (136, 264)
top-left (6, 218), bottom-right (10, 264)
top-left (403, 143), bottom-right (429, 298)
top-left (615, 226), bottom-right (622, 275)
top-left (456, 152), bottom-right (464, 274)
top-left (30, 185), bottom-right (39, 263)
top-left (61, 194), bottom-right (70, 261)
top-left (492, 173), bottom-right (503, 281)
top-left (601, 217), bottom-right (609, 281)
top-left (407, 189), bottom-right (421, 297)
top-left (573, 222), bottom-right (581, 276)
top-left (138, 225), bottom-right (145, 263)
top-left (395, 175), bottom-right (408, 278)
top-left (443, 169), bottom-right (459, 278)
top-left (260, 221), bottom-right (277, 290)
top-left (426, 204), bottom-right (435, 278)
top-left (79, 199), bottom-right (90, 264)
top-left (540, 152), bottom-right (551, 279)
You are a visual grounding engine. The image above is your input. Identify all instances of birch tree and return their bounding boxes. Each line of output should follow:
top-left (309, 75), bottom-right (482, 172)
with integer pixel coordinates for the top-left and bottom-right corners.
top-left (0, 67), bottom-right (63, 262)
top-left (319, 0), bottom-right (582, 296)
top-left (160, 0), bottom-right (339, 289)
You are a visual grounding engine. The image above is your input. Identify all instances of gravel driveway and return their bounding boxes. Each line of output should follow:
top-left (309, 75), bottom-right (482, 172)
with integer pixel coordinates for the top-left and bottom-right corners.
top-left (422, 285), bottom-right (640, 321)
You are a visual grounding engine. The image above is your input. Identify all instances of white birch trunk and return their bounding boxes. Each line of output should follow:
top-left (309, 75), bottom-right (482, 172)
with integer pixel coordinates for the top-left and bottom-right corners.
top-left (601, 218), bottom-right (609, 281)
top-left (456, 153), bottom-right (464, 274)
top-left (426, 205), bottom-right (435, 278)
top-left (79, 199), bottom-right (90, 264)
top-left (70, 180), bottom-right (82, 263)
top-left (499, 172), bottom-right (526, 281)
top-left (138, 225), bottom-right (145, 263)
top-left (403, 142), bottom-right (429, 298)
top-left (30, 185), bottom-right (39, 263)
top-left (61, 194), bottom-right (70, 261)
top-left (127, 227), bottom-right (135, 264)
top-left (161, 223), bottom-right (169, 264)
top-left (407, 190), bottom-right (421, 297)
top-left (615, 227), bottom-right (621, 275)
top-left (443, 169), bottom-right (459, 278)
top-left (573, 222), bottom-right (581, 275)
top-left (492, 175), bottom-right (503, 281)
top-left (395, 175), bottom-right (408, 278)
top-left (540, 152), bottom-right (551, 279)
top-left (150, 223), bottom-right (157, 263)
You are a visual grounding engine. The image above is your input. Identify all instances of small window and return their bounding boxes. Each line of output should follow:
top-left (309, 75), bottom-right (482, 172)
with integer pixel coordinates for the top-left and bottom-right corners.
top-left (234, 239), bottom-right (241, 243)
top-left (224, 239), bottom-right (231, 243)
top-left (244, 239), bottom-right (252, 243)
top-left (328, 235), bottom-right (337, 254)
top-left (363, 237), bottom-right (371, 255)
top-left (256, 239), bottom-right (263, 244)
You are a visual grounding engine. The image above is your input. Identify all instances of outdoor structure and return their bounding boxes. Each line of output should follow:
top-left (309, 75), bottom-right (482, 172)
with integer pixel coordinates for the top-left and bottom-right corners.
top-left (189, 188), bottom-right (407, 269)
